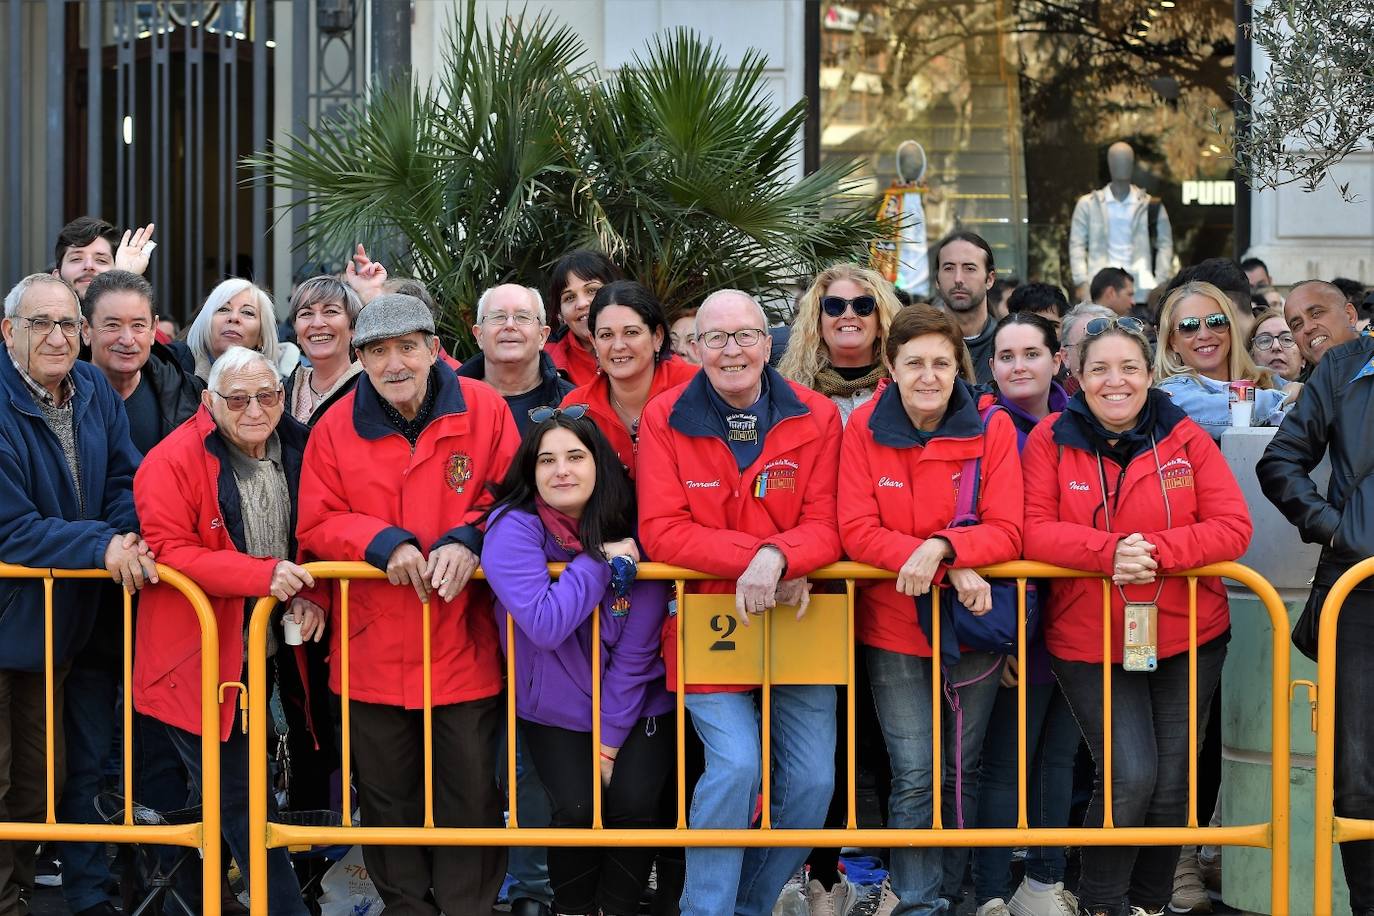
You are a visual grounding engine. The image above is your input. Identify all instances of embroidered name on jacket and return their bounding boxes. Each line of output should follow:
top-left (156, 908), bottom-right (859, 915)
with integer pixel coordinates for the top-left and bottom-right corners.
top-left (686, 479), bottom-right (721, 489)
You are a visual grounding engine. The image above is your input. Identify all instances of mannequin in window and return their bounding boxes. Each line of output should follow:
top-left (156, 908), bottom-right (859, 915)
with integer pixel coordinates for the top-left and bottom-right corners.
top-left (1069, 142), bottom-right (1174, 304)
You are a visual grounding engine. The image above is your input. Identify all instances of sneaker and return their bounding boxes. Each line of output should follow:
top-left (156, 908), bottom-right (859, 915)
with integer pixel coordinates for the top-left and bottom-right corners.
top-left (1198, 849), bottom-right (1220, 895)
top-left (1131, 909), bottom-right (1166, 916)
top-left (977, 900), bottom-right (1013, 916)
top-left (1169, 846), bottom-right (1211, 913)
top-left (1008, 879), bottom-right (1079, 916)
top-left (873, 878), bottom-right (900, 916)
top-left (805, 873), bottom-right (857, 916)
top-left (34, 847), bottom-right (61, 887)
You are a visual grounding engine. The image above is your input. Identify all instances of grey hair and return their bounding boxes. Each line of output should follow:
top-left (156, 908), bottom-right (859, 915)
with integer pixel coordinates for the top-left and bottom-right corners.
top-left (186, 278), bottom-right (280, 368)
top-left (288, 276), bottom-right (364, 326)
top-left (475, 284), bottom-right (545, 324)
top-left (4, 274), bottom-right (79, 318)
top-left (1059, 302), bottom-right (1116, 346)
top-left (696, 288), bottom-right (768, 335)
top-left (207, 345), bottom-right (281, 394)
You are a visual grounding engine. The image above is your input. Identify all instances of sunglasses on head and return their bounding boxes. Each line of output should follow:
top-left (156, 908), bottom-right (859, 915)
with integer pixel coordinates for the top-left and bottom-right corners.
top-left (527, 403), bottom-right (589, 424)
top-left (821, 295), bottom-right (877, 318)
top-left (1082, 315), bottom-right (1147, 339)
top-left (1173, 312), bottom-right (1230, 337)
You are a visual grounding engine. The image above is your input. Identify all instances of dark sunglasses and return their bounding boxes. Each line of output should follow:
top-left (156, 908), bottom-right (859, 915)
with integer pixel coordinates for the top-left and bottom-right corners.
top-left (1082, 315), bottom-right (1147, 339)
top-left (1174, 313), bottom-right (1230, 337)
top-left (821, 295), bottom-right (877, 318)
top-left (527, 403), bottom-right (589, 424)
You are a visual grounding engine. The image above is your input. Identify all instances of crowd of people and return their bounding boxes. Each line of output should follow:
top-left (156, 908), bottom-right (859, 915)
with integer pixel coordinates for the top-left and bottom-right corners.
top-left (0, 213), bottom-right (1372, 916)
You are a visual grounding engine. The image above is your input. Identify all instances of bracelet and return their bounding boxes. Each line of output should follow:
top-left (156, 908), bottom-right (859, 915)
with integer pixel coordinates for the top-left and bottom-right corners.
top-left (599, 751), bottom-right (617, 762)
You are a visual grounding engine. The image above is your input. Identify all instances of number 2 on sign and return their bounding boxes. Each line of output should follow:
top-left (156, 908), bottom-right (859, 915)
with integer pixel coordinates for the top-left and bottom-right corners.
top-left (710, 613), bottom-right (737, 651)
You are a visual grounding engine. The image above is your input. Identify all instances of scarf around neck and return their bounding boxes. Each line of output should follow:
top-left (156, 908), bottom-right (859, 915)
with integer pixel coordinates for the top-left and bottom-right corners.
top-left (813, 362), bottom-right (884, 398)
top-left (535, 496), bottom-right (583, 555)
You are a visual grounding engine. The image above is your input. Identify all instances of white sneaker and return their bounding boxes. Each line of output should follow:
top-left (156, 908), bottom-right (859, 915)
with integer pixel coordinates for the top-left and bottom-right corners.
top-left (1008, 879), bottom-right (1079, 916)
top-left (977, 899), bottom-right (1013, 916)
top-left (1130, 908), bottom-right (1166, 916)
top-left (872, 877), bottom-right (901, 916)
top-left (805, 873), bottom-right (857, 916)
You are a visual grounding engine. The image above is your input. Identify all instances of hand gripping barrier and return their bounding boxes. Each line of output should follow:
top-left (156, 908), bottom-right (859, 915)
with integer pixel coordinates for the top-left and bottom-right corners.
top-left (0, 563), bottom-right (222, 916)
top-left (244, 560), bottom-right (1291, 915)
top-left (1313, 556), bottom-right (1374, 915)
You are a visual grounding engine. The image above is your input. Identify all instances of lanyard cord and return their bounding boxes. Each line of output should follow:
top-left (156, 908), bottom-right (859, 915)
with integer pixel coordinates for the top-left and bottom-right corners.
top-left (1096, 436), bottom-right (1172, 606)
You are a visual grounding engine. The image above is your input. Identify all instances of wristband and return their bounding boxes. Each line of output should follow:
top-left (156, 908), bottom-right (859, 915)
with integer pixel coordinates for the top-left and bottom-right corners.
top-left (599, 751), bottom-right (617, 762)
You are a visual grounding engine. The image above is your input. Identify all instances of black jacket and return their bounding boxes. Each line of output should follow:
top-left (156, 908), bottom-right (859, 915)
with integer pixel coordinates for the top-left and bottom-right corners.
top-left (143, 341), bottom-right (205, 438)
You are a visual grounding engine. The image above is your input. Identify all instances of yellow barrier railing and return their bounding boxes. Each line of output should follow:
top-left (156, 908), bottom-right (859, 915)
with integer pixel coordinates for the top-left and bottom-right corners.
top-left (0, 563), bottom-right (222, 915)
top-left (1313, 556), bottom-right (1374, 914)
top-left (245, 560), bottom-right (1291, 915)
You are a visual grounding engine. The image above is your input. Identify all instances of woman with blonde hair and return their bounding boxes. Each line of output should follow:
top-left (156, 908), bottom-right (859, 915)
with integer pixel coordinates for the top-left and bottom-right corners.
top-left (172, 278), bottom-right (300, 381)
top-left (1154, 280), bottom-right (1294, 439)
top-left (779, 263), bottom-right (903, 424)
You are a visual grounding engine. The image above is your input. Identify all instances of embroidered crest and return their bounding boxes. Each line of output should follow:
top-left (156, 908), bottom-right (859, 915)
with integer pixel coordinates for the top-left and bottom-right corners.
top-left (445, 452), bottom-right (473, 494)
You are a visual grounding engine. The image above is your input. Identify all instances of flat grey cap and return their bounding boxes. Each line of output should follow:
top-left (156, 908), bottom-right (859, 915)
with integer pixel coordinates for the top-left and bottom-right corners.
top-left (352, 293), bottom-right (436, 349)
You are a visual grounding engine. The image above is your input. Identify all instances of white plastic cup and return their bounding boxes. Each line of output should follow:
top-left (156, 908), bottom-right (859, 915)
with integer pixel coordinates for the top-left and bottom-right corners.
top-left (282, 614), bottom-right (303, 646)
top-left (1230, 400), bottom-right (1253, 428)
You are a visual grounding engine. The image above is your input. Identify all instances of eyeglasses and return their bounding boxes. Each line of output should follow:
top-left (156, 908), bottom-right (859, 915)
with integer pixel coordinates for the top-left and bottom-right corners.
top-left (820, 295), bottom-right (877, 318)
top-left (1082, 315), bottom-right (1147, 339)
top-left (697, 328), bottom-right (767, 350)
top-left (480, 311), bottom-right (539, 327)
top-left (1173, 313), bottom-right (1230, 337)
top-left (213, 388), bottom-right (283, 411)
top-left (20, 316), bottom-right (82, 338)
top-left (528, 403), bottom-right (589, 423)
top-left (1252, 332), bottom-right (1296, 351)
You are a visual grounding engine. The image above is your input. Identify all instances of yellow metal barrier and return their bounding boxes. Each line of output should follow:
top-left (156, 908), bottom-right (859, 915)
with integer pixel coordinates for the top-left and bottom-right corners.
top-left (0, 563), bottom-right (222, 915)
top-left (245, 560), bottom-right (1291, 915)
top-left (1313, 556), bottom-right (1374, 915)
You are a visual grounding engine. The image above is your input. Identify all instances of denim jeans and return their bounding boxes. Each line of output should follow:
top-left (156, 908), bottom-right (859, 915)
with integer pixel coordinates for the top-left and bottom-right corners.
top-left (1051, 635), bottom-right (1226, 914)
top-left (165, 720), bottom-right (308, 916)
top-left (970, 678), bottom-right (1079, 904)
top-left (498, 721), bottom-right (554, 906)
top-left (1333, 600), bottom-right (1374, 912)
top-left (866, 647), bottom-right (1002, 915)
top-left (680, 685), bottom-right (835, 916)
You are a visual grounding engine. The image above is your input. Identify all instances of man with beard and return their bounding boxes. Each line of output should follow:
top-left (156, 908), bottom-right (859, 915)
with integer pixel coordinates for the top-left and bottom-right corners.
top-left (51, 217), bottom-right (156, 302)
top-left (933, 231), bottom-right (998, 384)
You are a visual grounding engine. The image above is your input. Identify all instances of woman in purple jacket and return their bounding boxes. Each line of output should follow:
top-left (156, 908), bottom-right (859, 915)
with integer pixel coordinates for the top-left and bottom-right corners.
top-left (482, 406), bottom-right (676, 916)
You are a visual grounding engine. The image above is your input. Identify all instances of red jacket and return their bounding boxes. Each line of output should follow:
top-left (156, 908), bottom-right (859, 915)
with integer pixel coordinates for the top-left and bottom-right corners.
top-left (545, 330), bottom-right (599, 388)
top-left (297, 364), bottom-right (520, 708)
top-left (562, 357), bottom-right (698, 478)
top-left (840, 380), bottom-right (1024, 657)
top-left (133, 407), bottom-right (325, 740)
top-left (637, 368), bottom-right (843, 692)
top-left (1021, 393), bottom-right (1252, 663)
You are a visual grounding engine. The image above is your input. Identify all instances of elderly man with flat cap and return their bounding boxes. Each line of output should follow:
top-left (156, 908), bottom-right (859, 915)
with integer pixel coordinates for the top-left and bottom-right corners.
top-left (298, 293), bottom-right (519, 915)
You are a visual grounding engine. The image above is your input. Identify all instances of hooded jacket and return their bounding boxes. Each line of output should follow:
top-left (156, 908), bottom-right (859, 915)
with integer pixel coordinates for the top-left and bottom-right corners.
top-left (1022, 389), bottom-right (1251, 663)
top-left (562, 357), bottom-right (698, 478)
top-left (841, 379), bottom-right (1024, 657)
top-left (637, 366), bottom-right (843, 692)
top-left (297, 362), bottom-right (520, 708)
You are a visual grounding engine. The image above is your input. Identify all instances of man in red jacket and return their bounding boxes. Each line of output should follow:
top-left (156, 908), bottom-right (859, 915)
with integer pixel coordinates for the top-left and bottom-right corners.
top-left (637, 289), bottom-right (843, 916)
top-left (297, 294), bottom-right (519, 916)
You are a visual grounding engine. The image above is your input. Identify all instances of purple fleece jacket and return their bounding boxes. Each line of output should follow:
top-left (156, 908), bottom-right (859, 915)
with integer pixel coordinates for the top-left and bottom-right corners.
top-left (482, 506), bottom-right (674, 747)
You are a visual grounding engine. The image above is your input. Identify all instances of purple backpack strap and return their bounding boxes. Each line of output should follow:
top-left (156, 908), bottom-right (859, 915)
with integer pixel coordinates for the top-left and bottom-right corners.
top-left (952, 404), bottom-right (1002, 524)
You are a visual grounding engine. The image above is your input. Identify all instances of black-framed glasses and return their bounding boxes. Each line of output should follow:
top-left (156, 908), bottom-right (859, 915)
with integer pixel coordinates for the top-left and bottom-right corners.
top-left (698, 328), bottom-right (766, 350)
top-left (1082, 315), bottom-right (1147, 339)
top-left (213, 388), bottom-right (283, 411)
top-left (20, 316), bottom-right (83, 338)
top-left (820, 295), bottom-right (877, 318)
top-left (1252, 332), bottom-right (1296, 351)
top-left (1174, 312), bottom-right (1230, 337)
top-left (528, 403), bottom-right (589, 423)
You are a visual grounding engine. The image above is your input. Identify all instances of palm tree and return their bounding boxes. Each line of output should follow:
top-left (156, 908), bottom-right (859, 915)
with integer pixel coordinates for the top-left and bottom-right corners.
top-left (250, 3), bottom-right (886, 352)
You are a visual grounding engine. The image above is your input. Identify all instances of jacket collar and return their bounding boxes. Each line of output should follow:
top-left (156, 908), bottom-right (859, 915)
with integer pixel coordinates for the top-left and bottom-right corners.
top-left (352, 360), bottom-right (467, 441)
top-left (869, 377), bottom-right (983, 449)
top-left (668, 364), bottom-right (806, 440)
top-left (994, 381), bottom-right (1068, 432)
top-left (1050, 386), bottom-right (1187, 456)
top-left (456, 349), bottom-right (563, 389)
top-left (196, 406), bottom-right (309, 554)
top-left (1, 349), bottom-right (91, 420)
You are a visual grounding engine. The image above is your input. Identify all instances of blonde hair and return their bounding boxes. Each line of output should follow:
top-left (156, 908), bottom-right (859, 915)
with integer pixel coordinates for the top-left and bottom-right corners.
top-left (1155, 281), bottom-right (1278, 389)
top-left (778, 264), bottom-right (903, 388)
top-left (186, 278), bottom-right (279, 372)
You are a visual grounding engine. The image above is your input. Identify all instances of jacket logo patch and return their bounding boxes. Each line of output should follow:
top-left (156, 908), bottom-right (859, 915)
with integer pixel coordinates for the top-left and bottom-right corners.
top-left (1162, 467), bottom-right (1194, 490)
top-left (1068, 481), bottom-right (1091, 492)
top-left (753, 468), bottom-right (796, 498)
top-left (445, 452), bottom-right (473, 494)
top-left (1159, 457), bottom-right (1193, 473)
top-left (686, 479), bottom-right (720, 489)
top-left (878, 476), bottom-right (904, 489)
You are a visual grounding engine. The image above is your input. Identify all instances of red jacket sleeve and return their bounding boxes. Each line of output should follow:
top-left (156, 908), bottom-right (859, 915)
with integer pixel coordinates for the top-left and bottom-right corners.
top-left (1022, 421), bottom-right (1121, 573)
top-left (134, 447), bottom-right (275, 599)
top-left (931, 409), bottom-right (1024, 567)
top-left (763, 403), bottom-right (843, 577)
top-left (1145, 423), bottom-right (1253, 572)
top-left (838, 415), bottom-right (924, 572)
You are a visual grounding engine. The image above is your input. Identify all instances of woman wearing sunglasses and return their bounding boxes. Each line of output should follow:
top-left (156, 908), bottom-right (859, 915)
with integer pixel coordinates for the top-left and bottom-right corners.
top-left (1021, 316), bottom-right (1252, 916)
top-left (1154, 281), bottom-right (1295, 439)
top-left (560, 281), bottom-right (696, 478)
top-left (481, 409), bottom-right (676, 916)
top-left (1247, 306), bottom-right (1304, 382)
top-left (778, 264), bottom-right (903, 425)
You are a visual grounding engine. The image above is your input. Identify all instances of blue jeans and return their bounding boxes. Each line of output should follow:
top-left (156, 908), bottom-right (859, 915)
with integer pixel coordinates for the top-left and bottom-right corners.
top-left (1051, 636), bottom-right (1226, 914)
top-left (867, 647), bottom-right (1002, 915)
top-left (970, 678), bottom-right (1079, 904)
top-left (498, 720), bottom-right (554, 905)
top-left (680, 685), bottom-right (835, 916)
top-left (165, 719), bottom-right (308, 916)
